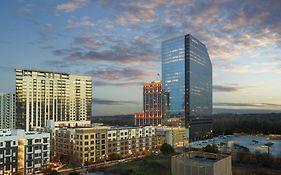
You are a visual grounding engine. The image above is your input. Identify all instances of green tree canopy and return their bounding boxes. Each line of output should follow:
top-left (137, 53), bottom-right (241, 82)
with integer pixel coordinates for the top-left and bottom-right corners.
top-left (108, 153), bottom-right (122, 160)
top-left (68, 172), bottom-right (80, 175)
top-left (160, 143), bottom-right (175, 155)
top-left (203, 144), bottom-right (219, 153)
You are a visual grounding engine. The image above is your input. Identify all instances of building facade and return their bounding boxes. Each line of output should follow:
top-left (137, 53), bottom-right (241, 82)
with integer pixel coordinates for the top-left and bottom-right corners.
top-left (107, 126), bottom-right (160, 157)
top-left (75, 127), bottom-right (108, 164)
top-left (162, 34), bottom-right (213, 142)
top-left (156, 126), bottom-right (188, 148)
top-left (0, 93), bottom-right (16, 129)
top-left (0, 130), bottom-right (18, 175)
top-left (0, 129), bottom-right (50, 175)
top-left (171, 152), bottom-right (232, 175)
top-left (15, 69), bottom-right (92, 131)
top-left (48, 125), bottom-right (163, 165)
top-left (135, 81), bottom-right (169, 126)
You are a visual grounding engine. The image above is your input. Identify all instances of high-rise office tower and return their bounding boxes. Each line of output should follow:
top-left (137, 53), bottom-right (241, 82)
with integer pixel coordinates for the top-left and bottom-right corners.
top-left (162, 34), bottom-right (212, 142)
top-left (135, 81), bottom-right (169, 126)
top-left (15, 69), bottom-right (92, 131)
top-left (0, 93), bottom-right (16, 129)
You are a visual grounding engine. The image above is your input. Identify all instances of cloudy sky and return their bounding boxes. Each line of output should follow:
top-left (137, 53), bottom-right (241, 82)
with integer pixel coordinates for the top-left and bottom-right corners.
top-left (0, 0), bottom-right (281, 115)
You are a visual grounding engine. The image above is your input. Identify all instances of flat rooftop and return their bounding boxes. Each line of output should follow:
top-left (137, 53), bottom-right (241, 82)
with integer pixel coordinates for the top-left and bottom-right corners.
top-left (173, 151), bottom-right (229, 165)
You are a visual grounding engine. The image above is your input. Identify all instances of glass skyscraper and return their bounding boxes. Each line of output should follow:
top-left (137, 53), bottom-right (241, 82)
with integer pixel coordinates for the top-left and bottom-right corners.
top-left (162, 34), bottom-right (212, 142)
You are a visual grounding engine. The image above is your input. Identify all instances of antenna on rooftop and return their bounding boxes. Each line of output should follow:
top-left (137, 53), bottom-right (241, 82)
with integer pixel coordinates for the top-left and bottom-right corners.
top-left (157, 73), bottom-right (161, 81)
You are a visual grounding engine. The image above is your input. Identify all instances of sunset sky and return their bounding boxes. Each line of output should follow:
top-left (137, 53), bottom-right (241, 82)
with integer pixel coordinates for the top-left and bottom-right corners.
top-left (1, 0), bottom-right (281, 115)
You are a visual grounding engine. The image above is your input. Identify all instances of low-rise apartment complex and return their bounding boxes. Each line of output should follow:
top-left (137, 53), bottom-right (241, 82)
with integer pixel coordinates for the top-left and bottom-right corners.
top-left (49, 125), bottom-right (164, 164)
top-left (0, 129), bottom-right (50, 175)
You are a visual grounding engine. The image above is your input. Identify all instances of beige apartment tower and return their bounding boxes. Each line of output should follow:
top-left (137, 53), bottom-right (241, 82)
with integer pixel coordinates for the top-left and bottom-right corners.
top-left (15, 69), bottom-right (92, 131)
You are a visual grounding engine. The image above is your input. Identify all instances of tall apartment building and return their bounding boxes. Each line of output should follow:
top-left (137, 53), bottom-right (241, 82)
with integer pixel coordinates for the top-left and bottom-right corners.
top-left (135, 81), bottom-right (169, 126)
top-left (0, 93), bottom-right (16, 129)
top-left (15, 69), bottom-right (92, 131)
top-left (0, 129), bottom-right (50, 175)
top-left (162, 34), bottom-right (213, 142)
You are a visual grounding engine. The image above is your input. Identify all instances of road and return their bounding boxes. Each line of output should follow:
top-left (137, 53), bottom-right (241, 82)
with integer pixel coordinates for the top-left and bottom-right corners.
top-left (58, 155), bottom-right (145, 175)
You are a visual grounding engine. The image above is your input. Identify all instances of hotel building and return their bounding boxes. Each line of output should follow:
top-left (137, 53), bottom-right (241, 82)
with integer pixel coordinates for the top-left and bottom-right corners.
top-left (15, 69), bottom-right (92, 131)
top-left (0, 93), bottom-right (16, 129)
top-left (0, 129), bottom-right (50, 175)
top-left (135, 81), bottom-right (169, 126)
top-left (162, 34), bottom-right (213, 142)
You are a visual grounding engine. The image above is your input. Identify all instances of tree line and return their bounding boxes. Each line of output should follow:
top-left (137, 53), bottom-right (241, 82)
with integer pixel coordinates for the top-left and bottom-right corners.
top-left (213, 113), bottom-right (281, 135)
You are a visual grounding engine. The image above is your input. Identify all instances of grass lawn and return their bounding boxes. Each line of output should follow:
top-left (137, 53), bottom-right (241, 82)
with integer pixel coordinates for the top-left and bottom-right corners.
top-left (93, 155), bottom-right (172, 175)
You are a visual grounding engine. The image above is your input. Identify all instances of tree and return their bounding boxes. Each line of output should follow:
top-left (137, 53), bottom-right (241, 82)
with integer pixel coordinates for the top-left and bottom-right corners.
top-left (108, 153), bottom-right (122, 160)
top-left (160, 143), bottom-right (174, 155)
top-left (43, 168), bottom-right (59, 175)
top-left (69, 172), bottom-right (80, 175)
top-left (203, 144), bottom-right (219, 153)
top-left (44, 170), bottom-right (59, 175)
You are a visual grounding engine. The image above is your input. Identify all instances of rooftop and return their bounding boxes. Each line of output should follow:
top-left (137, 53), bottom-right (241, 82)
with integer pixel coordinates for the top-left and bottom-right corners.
top-left (173, 151), bottom-right (230, 165)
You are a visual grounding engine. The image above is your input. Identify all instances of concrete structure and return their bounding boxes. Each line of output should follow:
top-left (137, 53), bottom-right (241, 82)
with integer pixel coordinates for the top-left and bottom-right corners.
top-left (15, 69), bottom-right (92, 131)
top-left (162, 34), bottom-right (213, 142)
top-left (0, 129), bottom-right (50, 175)
top-left (47, 120), bottom-right (91, 128)
top-left (156, 126), bottom-right (188, 148)
top-left (135, 81), bottom-right (169, 126)
top-left (0, 93), bottom-right (16, 129)
top-left (171, 152), bottom-right (232, 175)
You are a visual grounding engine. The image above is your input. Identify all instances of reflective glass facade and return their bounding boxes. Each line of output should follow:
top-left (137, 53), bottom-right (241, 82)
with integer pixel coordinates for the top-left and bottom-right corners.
top-left (162, 34), bottom-right (212, 141)
top-left (162, 36), bottom-right (185, 122)
top-left (187, 35), bottom-right (212, 117)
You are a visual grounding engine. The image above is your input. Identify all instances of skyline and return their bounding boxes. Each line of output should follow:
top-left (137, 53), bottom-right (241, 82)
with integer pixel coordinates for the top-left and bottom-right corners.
top-left (1, 0), bottom-right (281, 115)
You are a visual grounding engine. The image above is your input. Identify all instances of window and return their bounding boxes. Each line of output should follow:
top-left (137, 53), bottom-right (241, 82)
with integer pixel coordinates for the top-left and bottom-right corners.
top-left (27, 161), bottom-right (32, 167)
top-left (85, 135), bottom-right (89, 139)
top-left (28, 139), bottom-right (32, 145)
top-left (28, 154), bottom-right (32, 160)
top-left (43, 138), bottom-right (48, 143)
top-left (5, 141), bottom-right (11, 147)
